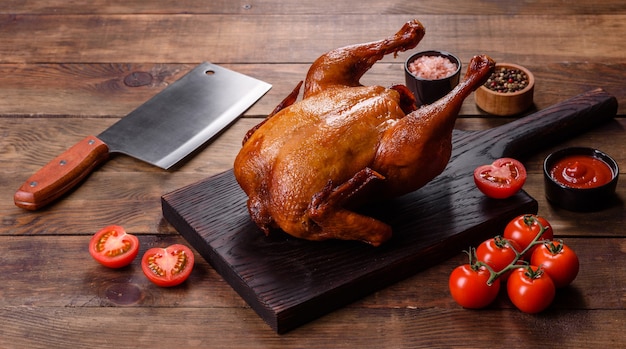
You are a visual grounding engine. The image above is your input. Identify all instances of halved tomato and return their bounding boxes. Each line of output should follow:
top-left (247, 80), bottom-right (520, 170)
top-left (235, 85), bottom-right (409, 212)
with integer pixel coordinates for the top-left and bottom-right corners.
top-left (474, 158), bottom-right (527, 199)
top-left (89, 225), bottom-right (139, 268)
top-left (141, 244), bottom-right (195, 287)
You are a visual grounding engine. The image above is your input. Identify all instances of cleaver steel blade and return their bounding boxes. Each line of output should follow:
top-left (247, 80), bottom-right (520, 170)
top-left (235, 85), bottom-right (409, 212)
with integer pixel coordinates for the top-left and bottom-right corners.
top-left (15, 62), bottom-right (271, 210)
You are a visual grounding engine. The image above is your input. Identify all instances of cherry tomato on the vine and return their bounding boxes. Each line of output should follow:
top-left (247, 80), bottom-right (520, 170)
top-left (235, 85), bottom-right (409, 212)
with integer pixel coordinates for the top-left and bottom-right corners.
top-left (89, 225), bottom-right (139, 268)
top-left (475, 236), bottom-right (520, 280)
top-left (531, 240), bottom-right (579, 288)
top-left (474, 158), bottom-right (527, 199)
top-left (449, 264), bottom-right (501, 309)
top-left (141, 244), bottom-right (195, 287)
top-left (503, 214), bottom-right (553, 258)
top-left (507, 265), bottom-right (555, 314)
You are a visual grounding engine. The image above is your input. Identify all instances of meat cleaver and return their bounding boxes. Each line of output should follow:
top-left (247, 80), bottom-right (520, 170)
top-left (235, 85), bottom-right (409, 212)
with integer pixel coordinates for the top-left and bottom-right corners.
top-left (14, 62), bottom-right (271, 210)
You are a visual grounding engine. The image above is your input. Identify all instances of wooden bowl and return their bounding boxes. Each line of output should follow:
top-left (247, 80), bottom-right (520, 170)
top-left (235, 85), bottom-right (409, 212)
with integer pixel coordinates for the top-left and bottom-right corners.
top-left (475, 63), bottom-right (534, 116)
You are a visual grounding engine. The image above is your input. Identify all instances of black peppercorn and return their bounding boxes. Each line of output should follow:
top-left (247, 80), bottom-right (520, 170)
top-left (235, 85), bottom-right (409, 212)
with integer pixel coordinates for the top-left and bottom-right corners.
top-left (484, 67), bottom-right (529, 93)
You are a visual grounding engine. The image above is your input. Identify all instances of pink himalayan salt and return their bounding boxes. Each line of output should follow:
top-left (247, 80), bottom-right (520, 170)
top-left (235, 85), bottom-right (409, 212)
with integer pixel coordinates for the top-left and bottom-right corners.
top-left (408, 55), bottom-right (457, 80)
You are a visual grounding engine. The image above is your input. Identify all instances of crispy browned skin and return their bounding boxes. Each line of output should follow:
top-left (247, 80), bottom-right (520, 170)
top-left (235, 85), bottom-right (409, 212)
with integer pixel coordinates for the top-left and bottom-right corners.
top-left (234, 20), bottom-right (495, 246)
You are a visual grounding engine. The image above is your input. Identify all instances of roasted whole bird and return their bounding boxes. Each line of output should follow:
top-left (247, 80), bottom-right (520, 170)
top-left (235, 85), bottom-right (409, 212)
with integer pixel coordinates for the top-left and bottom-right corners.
top-left (234, 20), bottom-right (496, 246)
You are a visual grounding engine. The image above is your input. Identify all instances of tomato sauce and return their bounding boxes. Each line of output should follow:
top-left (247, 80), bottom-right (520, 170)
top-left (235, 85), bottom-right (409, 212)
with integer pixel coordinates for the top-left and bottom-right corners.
top-left (549, 155), bottom-right (614, 189)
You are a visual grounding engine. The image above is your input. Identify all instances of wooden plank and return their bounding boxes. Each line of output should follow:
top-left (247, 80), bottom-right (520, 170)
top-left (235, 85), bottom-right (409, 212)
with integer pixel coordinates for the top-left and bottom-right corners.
top-left (162, 89), bottom-right (617, 332)
top-left (0, 117), bottom-right (249, 171)
top-left (0, 235), bottom-right (624, 308)
top-left (0, 63), bottom-right (195, 116)
top-left (2, 116), bottom-right (625, 237)
top-left (1, 235), bottom-right (624, 347)
top-left (4, 171), bottom-right (624, 237)
top-left (2, 305), bottom-right (624, 348)
top-left (1, 63), bottom-right (626, 117)
top-left (3, 116), bottom-right (626, 172)
top-left (1, 15), bottom-right (626, 64)
top-left (0, 235), bottom-right (244, 307)
top-left (0, 235), bottom-right (626, 306)
top-left (5, 0), bottom-right (626, 15)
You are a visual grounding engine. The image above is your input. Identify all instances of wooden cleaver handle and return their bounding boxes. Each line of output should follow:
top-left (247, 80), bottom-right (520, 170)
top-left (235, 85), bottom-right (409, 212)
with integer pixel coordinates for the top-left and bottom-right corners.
top-left (14, 135), bottom-right (110, 210)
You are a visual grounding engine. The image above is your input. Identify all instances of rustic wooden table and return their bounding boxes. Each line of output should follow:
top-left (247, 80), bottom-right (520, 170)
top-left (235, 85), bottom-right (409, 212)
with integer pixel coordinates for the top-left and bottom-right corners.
top-left (1, 1), bottom-right (625, 348)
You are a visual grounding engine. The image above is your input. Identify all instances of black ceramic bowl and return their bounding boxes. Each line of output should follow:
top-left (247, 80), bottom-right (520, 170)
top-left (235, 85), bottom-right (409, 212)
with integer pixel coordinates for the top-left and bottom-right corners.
top-left (543, 147), bottom-right (619, 211)
top-left (404, 50), bottom-right (461, 106)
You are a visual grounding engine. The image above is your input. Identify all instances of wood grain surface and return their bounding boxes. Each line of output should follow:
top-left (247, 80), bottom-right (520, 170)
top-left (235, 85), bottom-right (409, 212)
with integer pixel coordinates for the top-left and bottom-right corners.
top-left (1, 0), bottom-right (626, 347)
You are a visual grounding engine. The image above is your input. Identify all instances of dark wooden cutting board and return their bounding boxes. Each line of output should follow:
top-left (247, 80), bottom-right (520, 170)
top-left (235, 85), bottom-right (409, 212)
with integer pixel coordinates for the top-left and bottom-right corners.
top-left (162, 89), bottom-right (617, 333)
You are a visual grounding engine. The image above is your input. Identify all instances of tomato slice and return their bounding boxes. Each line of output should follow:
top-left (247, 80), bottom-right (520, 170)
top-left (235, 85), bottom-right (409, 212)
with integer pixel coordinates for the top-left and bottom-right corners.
top-left (473, 158), bottom-right (527, 199)
top-left (89, 225), bottom-right (139, 268)
top-left (141, 244), bottom-right (195, 287)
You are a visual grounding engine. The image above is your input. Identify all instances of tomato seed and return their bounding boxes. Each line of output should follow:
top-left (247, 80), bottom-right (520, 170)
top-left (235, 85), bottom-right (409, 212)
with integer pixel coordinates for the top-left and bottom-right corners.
top-left (95, 231), bottom-right (114, 252)
top-left (171, 251), bottom-right (188, 275)
top-left (147, 255), bottom-right (166, 276)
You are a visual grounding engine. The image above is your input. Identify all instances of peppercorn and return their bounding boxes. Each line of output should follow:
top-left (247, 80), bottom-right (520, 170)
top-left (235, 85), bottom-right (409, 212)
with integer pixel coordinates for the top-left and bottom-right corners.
top-left (484, 67), bottom-right (529, 93)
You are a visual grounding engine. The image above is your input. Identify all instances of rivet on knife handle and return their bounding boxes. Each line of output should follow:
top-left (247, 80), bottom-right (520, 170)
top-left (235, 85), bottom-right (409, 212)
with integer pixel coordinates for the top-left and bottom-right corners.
top-left (14, 136), bottom-right (110, 210)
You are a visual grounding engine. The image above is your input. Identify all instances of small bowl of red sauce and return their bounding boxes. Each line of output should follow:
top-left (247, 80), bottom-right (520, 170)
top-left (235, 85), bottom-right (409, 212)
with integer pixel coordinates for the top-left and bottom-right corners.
top-left (404, 50), bottom-right (461, 107)
top-left (543, 147), bottom-right (619, 211)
